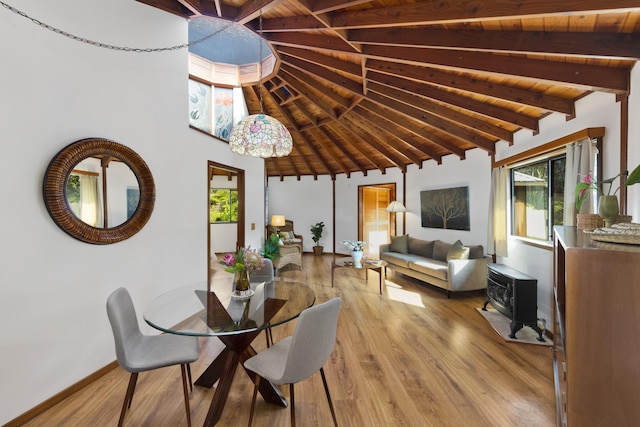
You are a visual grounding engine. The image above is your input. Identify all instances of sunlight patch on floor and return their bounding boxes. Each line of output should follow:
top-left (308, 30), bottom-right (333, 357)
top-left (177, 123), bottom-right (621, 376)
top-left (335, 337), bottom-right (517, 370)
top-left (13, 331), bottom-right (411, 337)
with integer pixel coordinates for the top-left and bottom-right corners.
top-left (385, 280), bottom-right (425, 308)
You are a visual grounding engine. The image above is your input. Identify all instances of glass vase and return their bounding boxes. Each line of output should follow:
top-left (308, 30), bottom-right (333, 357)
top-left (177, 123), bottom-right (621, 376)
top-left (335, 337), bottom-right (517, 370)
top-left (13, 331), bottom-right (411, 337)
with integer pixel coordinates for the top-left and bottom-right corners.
top-left (598, 195), bottom-right (619, 227)
top-left (234, 269), bottom-right (250, 293)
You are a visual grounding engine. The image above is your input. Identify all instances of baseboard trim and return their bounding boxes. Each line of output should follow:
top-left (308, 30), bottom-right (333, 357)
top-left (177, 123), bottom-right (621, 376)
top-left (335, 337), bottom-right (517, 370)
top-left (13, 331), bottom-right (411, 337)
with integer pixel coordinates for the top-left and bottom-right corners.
top-left (3, 361), bottom-right (119, 427)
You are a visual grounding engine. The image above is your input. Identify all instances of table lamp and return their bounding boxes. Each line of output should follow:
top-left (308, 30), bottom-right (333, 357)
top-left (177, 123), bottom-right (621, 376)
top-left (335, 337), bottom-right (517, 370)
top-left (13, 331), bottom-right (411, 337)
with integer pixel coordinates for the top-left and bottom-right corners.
top-left (271, 215), bottom-right (286, 234)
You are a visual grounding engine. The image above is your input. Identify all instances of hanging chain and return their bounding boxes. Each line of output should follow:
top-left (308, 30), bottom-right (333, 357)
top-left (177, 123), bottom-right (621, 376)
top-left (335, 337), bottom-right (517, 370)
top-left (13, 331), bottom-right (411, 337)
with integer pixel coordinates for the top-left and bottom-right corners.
top-left (258, 7), bottom-right (264, 114)
top-left (0, 1), bottom-right (232, 53)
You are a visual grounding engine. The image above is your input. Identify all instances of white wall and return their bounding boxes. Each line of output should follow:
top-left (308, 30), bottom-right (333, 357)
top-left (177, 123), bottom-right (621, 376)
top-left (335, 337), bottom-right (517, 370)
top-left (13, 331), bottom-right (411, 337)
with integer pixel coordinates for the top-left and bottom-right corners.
top-left (267, 174), bottom-right (335, 252)
top-left (0, 1), bottom-right (266, 424)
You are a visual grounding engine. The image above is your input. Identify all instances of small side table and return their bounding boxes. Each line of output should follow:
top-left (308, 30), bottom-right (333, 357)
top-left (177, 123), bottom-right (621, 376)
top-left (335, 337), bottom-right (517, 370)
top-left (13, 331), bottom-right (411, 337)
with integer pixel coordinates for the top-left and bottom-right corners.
top-left (331, 257), bottom-right (387, 294)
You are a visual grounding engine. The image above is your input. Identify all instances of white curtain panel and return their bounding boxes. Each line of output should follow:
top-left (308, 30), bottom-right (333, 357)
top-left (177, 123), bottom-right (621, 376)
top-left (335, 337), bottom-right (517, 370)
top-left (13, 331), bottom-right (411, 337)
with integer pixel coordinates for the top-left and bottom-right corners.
top-left (487, 166), bottom-right (508, 257)
top-left (564, 137), bottom-right (597, 225)
top-left (79, 174), bottom-right (102, 227)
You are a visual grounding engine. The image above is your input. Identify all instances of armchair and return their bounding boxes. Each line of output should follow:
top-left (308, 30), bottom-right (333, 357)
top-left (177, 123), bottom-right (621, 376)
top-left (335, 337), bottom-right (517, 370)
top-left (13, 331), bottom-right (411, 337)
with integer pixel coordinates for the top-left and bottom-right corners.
top-left (267, 219), bottom-right (303, 247)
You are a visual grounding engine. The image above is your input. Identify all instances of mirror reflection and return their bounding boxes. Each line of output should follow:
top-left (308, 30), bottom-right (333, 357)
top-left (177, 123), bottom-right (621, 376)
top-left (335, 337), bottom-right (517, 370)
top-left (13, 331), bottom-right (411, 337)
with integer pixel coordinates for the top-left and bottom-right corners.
top-left (67, 157), bottom-right (139, 228)
top-left (43, 137), bottom-right (155, 245)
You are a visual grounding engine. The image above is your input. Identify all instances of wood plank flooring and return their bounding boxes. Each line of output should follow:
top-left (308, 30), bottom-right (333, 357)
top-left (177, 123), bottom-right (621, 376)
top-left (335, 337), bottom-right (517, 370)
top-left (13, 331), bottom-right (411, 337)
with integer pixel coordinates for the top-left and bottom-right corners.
top-left (21, 254), bottom-right (555, 426)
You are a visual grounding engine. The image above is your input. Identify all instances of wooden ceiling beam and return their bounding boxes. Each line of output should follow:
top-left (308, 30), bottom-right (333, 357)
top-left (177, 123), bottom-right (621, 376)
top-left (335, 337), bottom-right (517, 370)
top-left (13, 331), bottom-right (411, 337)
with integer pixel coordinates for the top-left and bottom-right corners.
top-left (303, 127), bottom-right (352, 176)
top-left (351, 105), bottom-right (441, 165)
top-left (281, 74), bottom-right (338, 120)
top-left (325, 124), bottom-right (382, 174)
top-left (281, 55), bottom-right (363, 95)
top-left (234, 0), bottom-right (283, 24)
top-left (280, 65), bottom-right (352, 109)
top-left (308, 0), bottom-right (370, 14)
top-left (363, 45), bottom-right (631, 94)
top-left (349, 28), bottom-right (640, 60)
top-left (316, 125), bottom-right (371, 175)
top-left (370, 82), bottom-right (513, 143)
top-left (348, 109), bottom-right (428, 168)
top-left (279, 46), bottom-right (362, 76)
top-left (266, 32), bottom-right (360, 54)
top-left (341, 115), bottom-right (409, 173)
top-left (366, 59), bottom-right (575, 116)
top-left (135, 0), bottom-right (196, 17)
top-left (365, 90), bottom-right (496, 153)
top-left (366, 75), bottom-right (530, 136)
top-left (358, 99), bottom-right (466, 159)
top-left (330, 0), bottom-right (640, 29)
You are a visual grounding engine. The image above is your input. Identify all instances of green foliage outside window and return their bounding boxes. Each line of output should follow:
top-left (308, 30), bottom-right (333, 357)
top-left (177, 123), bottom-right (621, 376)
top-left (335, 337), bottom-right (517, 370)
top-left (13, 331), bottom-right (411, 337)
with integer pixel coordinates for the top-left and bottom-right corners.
top-left (67, 174), bottom-right (80, 204)
top-left (210, 189), bottom-right (238, 223)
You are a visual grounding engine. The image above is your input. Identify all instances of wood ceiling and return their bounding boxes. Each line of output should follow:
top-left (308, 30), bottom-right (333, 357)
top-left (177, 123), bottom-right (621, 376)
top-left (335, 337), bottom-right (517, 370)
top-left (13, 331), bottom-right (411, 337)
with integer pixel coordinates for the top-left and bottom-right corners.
top-left (137, 0), bottom-right (640, 180)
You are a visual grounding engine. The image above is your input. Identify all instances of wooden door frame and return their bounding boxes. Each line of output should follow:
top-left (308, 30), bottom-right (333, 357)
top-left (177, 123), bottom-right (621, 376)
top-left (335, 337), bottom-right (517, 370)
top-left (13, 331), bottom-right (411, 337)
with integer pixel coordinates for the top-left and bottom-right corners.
top-left (208, 161), bottom-right (245, 283)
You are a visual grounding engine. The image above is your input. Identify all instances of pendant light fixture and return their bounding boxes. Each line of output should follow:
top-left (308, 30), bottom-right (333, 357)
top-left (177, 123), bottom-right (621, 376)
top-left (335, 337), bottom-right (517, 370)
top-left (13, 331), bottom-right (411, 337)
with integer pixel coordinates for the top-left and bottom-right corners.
top-left (228, 8), bottom-right (292, 158)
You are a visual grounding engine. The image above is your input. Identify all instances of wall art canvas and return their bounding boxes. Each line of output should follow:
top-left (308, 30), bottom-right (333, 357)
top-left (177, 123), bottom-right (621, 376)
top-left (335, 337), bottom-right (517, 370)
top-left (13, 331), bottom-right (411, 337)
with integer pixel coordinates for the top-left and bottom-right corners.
top-left (420, 186), bottom-right (470, 230)
top-left (213, 87), bottom-right (234, 140)
top-left (188, 79), bottom-right (212, 133)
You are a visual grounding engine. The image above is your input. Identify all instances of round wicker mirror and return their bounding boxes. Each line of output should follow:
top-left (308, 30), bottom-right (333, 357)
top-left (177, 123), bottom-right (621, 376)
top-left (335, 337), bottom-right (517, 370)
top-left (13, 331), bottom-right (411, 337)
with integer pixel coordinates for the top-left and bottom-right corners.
top-left (43, 138), bottom-right (155, 244)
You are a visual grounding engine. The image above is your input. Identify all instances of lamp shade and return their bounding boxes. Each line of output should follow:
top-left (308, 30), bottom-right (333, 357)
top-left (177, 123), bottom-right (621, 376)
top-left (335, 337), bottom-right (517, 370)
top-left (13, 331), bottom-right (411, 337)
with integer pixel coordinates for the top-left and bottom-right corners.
top-left (385, 201), bottom-right (406, 212)
top-left (271, 215), bottom-right (286, 227)
top-left (228, 114), bottom-right (293, 158)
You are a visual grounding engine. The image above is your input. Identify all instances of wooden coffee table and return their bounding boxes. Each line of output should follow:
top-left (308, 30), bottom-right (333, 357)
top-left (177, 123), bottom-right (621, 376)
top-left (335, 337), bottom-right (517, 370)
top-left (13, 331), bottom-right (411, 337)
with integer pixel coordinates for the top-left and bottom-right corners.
top-left (331, 257), bottom-right (387, 294)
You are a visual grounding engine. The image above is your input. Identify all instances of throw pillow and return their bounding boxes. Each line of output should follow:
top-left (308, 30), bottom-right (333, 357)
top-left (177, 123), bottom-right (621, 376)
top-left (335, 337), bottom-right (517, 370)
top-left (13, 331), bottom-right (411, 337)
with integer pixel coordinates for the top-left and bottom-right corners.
top-left (432, 240), bottom-right (452, 261)
top-left (408, 237), bottom-right (434, 258)
top-left (467, 245), bottom-right (484, 259)
top-left (389, 234), bottom-right (409, 254)
top-left (447, 240), bottom-right (470, 260)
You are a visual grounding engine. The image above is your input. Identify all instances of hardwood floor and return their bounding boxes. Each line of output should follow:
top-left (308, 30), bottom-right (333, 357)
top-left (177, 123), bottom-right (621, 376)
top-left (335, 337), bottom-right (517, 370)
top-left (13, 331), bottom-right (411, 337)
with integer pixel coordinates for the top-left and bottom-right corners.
top-left (22, 254), bottom-right (555, 426)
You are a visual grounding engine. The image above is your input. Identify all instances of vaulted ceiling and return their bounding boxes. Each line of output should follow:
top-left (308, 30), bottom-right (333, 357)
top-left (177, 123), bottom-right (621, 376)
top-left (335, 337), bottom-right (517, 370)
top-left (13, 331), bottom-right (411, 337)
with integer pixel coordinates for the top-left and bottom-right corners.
top-left (137, 0), bottom-right (640, 180)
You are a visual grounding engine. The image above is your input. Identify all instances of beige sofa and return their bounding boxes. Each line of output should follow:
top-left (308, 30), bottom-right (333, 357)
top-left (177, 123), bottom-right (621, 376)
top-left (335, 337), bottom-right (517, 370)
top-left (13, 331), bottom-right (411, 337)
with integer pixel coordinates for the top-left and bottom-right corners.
top-left (380, 235), bottom-right (490, 297)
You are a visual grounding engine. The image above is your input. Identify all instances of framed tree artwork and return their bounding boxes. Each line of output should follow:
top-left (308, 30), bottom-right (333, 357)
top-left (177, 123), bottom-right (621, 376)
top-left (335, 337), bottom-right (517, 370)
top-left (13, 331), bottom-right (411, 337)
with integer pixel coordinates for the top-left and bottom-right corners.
top-left (420, 186), bottom-right (470, 230)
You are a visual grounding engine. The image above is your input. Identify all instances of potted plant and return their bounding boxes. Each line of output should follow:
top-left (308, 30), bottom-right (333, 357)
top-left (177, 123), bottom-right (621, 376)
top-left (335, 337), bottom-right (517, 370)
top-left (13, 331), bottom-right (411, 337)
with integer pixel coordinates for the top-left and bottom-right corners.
top-left (310, 222), bottom-right (325, 256)
top-left (261, 233), bottom-right (281, 261)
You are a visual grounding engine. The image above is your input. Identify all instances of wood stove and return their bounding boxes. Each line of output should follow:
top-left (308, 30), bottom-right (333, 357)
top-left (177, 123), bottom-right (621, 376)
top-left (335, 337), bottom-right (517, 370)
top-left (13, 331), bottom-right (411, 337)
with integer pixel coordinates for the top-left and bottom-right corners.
top-left (483, 263), bottom-right (544, 341)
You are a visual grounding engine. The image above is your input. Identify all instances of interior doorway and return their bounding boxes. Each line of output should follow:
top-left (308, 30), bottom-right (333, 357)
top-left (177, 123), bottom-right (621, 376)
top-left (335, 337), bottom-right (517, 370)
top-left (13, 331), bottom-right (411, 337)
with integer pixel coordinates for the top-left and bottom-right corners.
top-left (358, 183), bottom-right (396, 258)
top-left (208, 161), bottom-right (245, 276)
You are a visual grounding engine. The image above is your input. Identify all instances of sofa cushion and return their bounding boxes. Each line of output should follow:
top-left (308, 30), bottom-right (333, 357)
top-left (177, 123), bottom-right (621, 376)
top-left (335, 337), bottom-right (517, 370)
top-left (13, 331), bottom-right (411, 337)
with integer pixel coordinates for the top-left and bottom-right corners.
top-left (432, 240), bottom-right (452, 261)
top-left (408, 237), bottom-right (434, 258)
top-left (389, 234), bottom-right (409, 254)
top-left (409, 258), bottom-right (448, 281)
top-left (380, 251), bottom-right (414, 268)
top-left (467, 244), bottom-right (484, 259)
top-left (447, 240), bottom-right (470, 260)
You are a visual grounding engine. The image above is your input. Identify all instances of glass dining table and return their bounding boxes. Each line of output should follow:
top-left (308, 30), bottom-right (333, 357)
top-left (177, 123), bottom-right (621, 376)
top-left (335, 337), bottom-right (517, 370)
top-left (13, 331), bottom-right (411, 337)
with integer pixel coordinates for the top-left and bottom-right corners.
top-left (144, 276), bottom-right (315, 426)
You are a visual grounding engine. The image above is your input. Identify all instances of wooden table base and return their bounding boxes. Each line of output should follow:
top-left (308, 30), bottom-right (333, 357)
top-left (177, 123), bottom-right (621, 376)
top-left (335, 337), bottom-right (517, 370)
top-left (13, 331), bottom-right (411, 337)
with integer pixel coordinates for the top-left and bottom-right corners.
top-left (195, 332), bottom-right (287, 426)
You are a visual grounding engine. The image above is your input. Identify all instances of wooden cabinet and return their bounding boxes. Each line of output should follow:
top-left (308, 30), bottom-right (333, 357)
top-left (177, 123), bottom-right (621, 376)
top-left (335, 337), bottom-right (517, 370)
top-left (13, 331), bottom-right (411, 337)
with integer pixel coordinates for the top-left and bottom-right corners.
top-left (553, 226), bottom-right (640, 426)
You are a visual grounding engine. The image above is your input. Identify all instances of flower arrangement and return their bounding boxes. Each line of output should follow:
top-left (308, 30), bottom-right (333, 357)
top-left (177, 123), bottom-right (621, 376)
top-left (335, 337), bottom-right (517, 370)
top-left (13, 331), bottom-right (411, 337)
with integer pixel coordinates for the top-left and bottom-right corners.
top-left (218, 247), bottom-right (264, 273)
top-left (341, 240), bottom-right (368, 251)
top-left (575, 164), bottom-right (640, 212)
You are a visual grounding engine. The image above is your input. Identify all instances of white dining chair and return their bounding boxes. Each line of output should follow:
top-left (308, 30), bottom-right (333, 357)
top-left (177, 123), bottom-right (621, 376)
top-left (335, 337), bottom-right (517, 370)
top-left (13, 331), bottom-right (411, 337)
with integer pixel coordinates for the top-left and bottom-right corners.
top-left (244, 297), bottom-right (341, 427)
top-left (106, 287), bottom-right (200, 427)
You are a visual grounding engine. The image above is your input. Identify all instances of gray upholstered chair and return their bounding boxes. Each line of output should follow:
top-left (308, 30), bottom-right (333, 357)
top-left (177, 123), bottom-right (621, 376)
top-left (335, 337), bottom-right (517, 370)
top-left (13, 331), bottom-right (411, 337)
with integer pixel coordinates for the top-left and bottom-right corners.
top-left (251, 258), bottom-right (274, 283)
top-left (244, 298), bottom-right (341, 427)
top-left (250, 258), bottom-right (275, 346)
top-left (106, 287), bottom-right (200, 427)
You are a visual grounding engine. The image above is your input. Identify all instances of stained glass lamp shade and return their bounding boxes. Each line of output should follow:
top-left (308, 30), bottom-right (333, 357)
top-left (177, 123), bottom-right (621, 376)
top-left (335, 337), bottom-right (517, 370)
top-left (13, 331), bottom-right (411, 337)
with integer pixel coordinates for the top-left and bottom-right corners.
top-left (228, 113), bottom-right (293, 158)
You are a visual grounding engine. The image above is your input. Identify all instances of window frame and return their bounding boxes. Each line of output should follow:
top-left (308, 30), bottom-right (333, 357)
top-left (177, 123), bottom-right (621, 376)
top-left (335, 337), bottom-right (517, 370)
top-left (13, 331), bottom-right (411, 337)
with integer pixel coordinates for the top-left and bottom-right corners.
top-left (509, 152), bottom-right (566, 242)
top-left (209, 188), bottom-right (238, 224)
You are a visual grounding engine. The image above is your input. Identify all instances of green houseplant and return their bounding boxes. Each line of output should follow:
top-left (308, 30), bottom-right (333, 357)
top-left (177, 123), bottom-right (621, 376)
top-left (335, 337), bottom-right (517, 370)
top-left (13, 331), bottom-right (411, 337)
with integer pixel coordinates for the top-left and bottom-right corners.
top-left (310, 221), bottom-right (325, 256)
top-left (575, 164), bottom-right (640, 226)
top-left (261, 233), bottom-right (281, 261)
